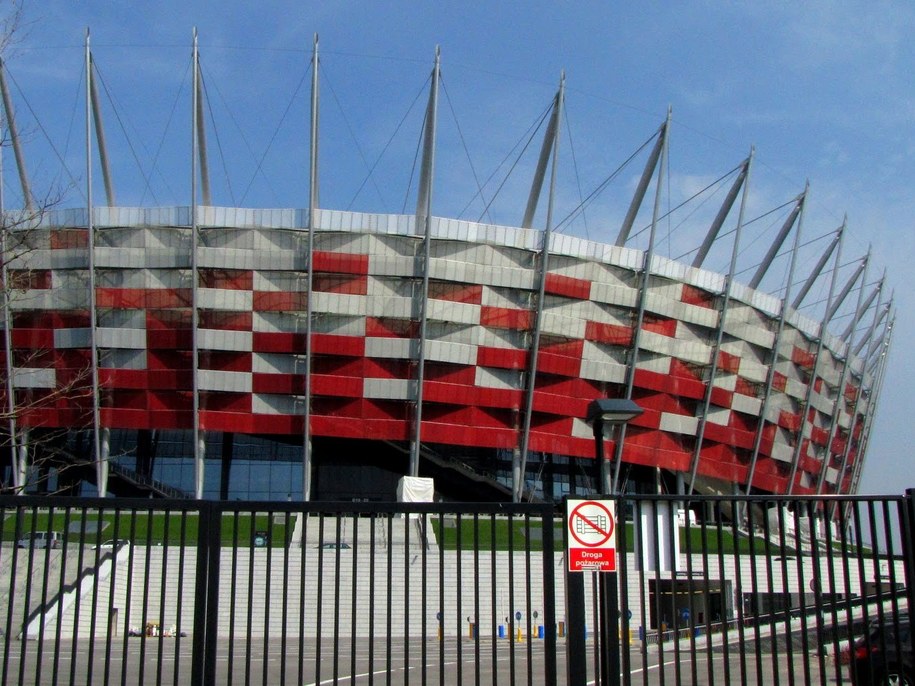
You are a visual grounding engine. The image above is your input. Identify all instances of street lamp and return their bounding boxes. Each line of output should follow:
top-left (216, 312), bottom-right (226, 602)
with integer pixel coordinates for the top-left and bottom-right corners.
top-left (586, 398), bottom-right (643, 496)
top-left (585, 397), bottom-right (642, 686)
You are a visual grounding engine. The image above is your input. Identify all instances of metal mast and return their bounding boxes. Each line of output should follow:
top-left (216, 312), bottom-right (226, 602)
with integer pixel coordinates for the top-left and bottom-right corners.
top-left (191, 29), bottom-right (204, 498)
top-left (515, 73), bottom-right (564, 502)
top-left (88, 51), bottom-right (115, 206)
top-left (0, 58), bottom-right (32, 212)
top-left (784, 223), bottom-right (848, 495)
top-left (615, 125), bottom-right (665, 247)
top-left (686, 149), bottom-right (754, 494)
top-left (611, 109), bottom-right (671, 493)
top-left (692, 158), bottom-right (751, 269)
top-left (195, 48), bottom-right (211, 206)
top-left (816, 263), bottom-right (879, 496)
top-left (303, 34), bottom-right (319, 500)
top-left (791, 230), bottom-right (841, 310)
top-left (743, 186), bottom-right (808, 494)
top-left (409, 47), bottom-right (440, 477)
top-left (85, 30), bottom-right (106, 496)
top-left (0, 68), bottom-right (21, 491)
top-left (846, 313), bottom-right (894, 495)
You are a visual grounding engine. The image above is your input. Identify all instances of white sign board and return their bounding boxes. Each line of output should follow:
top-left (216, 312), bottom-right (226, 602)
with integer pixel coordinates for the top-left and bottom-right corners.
top-left (567, 499), bottom-right (617, 573)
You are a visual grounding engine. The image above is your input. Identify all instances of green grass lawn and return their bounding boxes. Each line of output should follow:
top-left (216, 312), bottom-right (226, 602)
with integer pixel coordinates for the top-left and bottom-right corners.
top-left (1, 510), bottom-right (293, 548)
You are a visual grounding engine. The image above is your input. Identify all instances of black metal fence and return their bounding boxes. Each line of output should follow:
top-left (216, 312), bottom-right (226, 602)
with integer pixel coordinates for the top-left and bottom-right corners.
top-left (0, 492), bottom-right (913, 685)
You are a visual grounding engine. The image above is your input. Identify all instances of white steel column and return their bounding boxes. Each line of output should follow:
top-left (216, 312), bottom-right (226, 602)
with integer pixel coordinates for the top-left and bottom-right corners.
top-left (784, 224), bottom-right (848, 495)
top-left (303, 34), bottom-right (319, 501)
top-left (686, 150), bottom-right (753, 494)
top-left (86, 31), bottom-right (106, 497)
top-left (409, 47), bottom-right (440, 477)
top-left (743, 186), bottom-right (808, 495)
top-left (611, 110), bottom-right (670, 494)
top-left (817, 273), bottom-right (881, 496)
top-left (0, 119), bottom-right (22, 492)
top-left (0, 58), bottom-right (32, 212)
top-left (846, 314), bottom-right (893, 497)
top-left (191, 29), bottom-right (204, 499)
top-left (516, 74), bottom-right (564, 503)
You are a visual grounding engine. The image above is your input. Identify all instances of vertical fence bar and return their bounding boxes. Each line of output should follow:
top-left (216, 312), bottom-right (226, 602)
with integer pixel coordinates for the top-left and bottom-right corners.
top-left (508, 512), bottom-right (516, 686)
top-left (437, 511), bottom-right (445, 686)
top-left (264, 509), bottom-right (274, 686)
top-left (351, 513), bottom-right (360, 686)
top-left (489, 513), bottom-right (498, 686)
top-left (729, 500), bottom-right (748, 686)
top-left (298, 509), bottom-right (309, 686)
top-left (635, 499), bottom-right (650, 686)
top-left (227, 510), bottom-right (240, 684)
top-left (523, 514), bottom-right (532, 686)
top-left (714, 501), bottom-right (731, 686)
top-left (902, 490), bottom-right (915, 686)
top-left (17, 506), bottom-right (37, 686)
top-left (542, 505), bottom-right (557, 686)
top-left (280, 510), bottom-right (291, 686)
top-left (421, 512), bottom-right (428, 686)
top-left (191, 502), bottom-right (210, 686)
top-left (455, 512), bottom-right (463, 686)
top-left (618, 499), bottom-right (631, 686)
top-left (139, 506), bottom-right (153, 686)
top-left (386, 513), bottom-right (393, 686)
top-left (369, 511), bottom-right (377, 686)
top-left (244, 510), bottom-right (256, 686)
top-left (315, 513), bottom-right (325, 686)
top-left (333, 514), bottom-right (342, 684)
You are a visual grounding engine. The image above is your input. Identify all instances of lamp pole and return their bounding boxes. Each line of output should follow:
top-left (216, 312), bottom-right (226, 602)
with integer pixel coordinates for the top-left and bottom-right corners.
top-left (586, 399), bottom-right (642, 686)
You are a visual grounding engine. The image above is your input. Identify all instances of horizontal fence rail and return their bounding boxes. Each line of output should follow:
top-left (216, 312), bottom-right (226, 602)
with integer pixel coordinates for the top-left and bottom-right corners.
top-left (0, 492), bottom-right (913, 685)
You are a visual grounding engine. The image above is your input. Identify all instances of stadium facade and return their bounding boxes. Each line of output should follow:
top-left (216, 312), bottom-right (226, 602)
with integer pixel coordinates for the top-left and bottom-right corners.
top-left (0, 42), bottom-right (893, 504)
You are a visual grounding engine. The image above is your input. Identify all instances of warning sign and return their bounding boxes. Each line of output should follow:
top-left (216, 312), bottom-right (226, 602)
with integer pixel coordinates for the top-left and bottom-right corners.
top-left (567, 499), bottom-right (617, 573)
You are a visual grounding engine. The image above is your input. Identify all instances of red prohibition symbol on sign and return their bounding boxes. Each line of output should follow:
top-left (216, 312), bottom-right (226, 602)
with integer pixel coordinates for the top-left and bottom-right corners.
top-left (569, 501), bottom-right (614, 548)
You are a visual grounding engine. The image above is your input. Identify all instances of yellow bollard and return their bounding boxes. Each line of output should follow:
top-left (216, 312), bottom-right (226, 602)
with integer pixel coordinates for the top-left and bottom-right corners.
top-left (516, 627), bottom-right (524, 642)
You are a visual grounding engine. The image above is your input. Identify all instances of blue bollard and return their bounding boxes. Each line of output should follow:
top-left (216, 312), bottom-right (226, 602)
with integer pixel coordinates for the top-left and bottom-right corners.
top-left (498, 625), bottom-right (505, 639)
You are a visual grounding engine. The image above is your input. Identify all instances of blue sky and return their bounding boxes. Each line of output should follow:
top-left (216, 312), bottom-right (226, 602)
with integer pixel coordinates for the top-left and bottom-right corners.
top-left (8, 1), bottom-right (913, 495)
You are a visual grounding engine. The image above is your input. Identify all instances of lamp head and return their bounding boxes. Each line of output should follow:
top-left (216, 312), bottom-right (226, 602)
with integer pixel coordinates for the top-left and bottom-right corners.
top-left (586, 398), bottom-right (643, 426)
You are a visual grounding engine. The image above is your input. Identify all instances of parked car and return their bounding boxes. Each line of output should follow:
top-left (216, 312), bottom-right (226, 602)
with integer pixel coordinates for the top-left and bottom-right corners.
top-left (92, 539), bottom-right (130, 550)
top-left (17, 532), bottom-right (63, 549)
top-left (852, 614), bottom-right (912, 685)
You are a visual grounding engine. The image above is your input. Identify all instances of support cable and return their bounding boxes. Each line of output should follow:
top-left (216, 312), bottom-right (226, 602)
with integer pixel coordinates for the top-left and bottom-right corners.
top-left (440, 76), bottom-right (493, 225)
top-left (140, 59), bottom-right (191, 205)
top-left (553, 132), bottom-right (657, 232)
top-left (346, 75), bottom-right (430, 211)
top-left (401, 105), bottom-right (426, 214)
top-left (237, 67), bottom-right (307, 206)
top-left (200, 73), bottom-right (237, 206)
top-left (562, 102), bottom-right (590, 239)
top-left (475, 103), bottom-right (552, 224)
top-left (4, 64), bottom-right (82, 205)
top-left (93, 62), bottom-right (163, 205)
top-left (455, 100), bottom-right (551, 220)
top-left (321, 63), bottom-right (388, 208)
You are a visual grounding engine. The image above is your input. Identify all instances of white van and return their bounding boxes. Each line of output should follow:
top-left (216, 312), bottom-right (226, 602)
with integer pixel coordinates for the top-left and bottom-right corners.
top-left (17, 532), bottom-right (62, 549)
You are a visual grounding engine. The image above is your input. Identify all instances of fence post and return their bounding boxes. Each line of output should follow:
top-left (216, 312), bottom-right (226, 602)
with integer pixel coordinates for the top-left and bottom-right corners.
top-left (191, 501), bottom-right (222, 686)
top-left (902, 490), bottom-right (915, 668)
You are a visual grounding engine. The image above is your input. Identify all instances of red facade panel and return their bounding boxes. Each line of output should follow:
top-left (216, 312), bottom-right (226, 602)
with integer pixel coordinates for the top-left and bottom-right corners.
top-left (480, 306), bottom-right (532, 330)
top-left (476, 346), bottom-right (527, 370)
top-left (544, 273), bottom-right (591, 300)
top-left (311, 251), bottom-right (370, 275)
top-left (584, 321), bottom-right (633, 346)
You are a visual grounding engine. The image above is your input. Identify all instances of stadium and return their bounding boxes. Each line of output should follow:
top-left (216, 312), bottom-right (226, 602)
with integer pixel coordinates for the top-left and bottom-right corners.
top-left (0, 42), bottom-right (893, 505)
